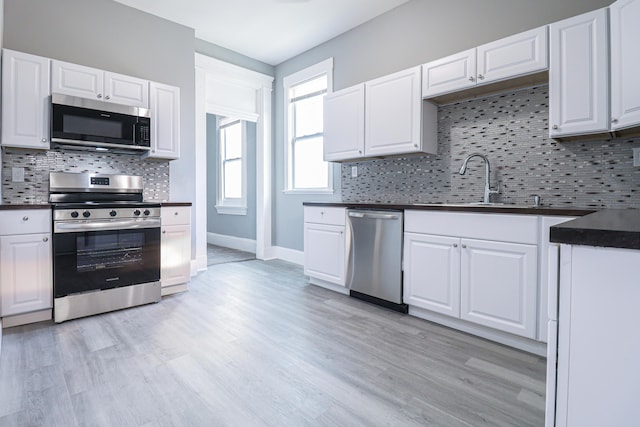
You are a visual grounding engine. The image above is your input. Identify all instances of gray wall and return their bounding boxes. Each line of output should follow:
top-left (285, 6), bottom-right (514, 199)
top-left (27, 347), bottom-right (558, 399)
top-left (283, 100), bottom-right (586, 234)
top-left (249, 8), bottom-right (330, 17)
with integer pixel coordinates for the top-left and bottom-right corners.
top-left (206, 114), bottom-right (257, 240)
top-left (4, 0), bottom-right (197, 254)
top-left (272, 0), bottom-right (613, 251)
top-left (196, 39), bottom-right (274, 77)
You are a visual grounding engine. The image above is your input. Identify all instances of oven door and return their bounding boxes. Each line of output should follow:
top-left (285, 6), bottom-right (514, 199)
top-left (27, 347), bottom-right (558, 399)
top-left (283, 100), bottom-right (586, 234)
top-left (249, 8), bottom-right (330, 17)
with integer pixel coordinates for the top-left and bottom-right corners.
top-left (53, 226), bottom-right (160, 298)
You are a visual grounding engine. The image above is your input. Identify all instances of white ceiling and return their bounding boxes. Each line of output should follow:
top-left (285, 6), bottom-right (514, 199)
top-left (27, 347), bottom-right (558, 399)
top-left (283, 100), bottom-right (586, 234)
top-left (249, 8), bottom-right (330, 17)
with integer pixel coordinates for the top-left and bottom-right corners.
top-left (113, 0), bottom-right (411, 66)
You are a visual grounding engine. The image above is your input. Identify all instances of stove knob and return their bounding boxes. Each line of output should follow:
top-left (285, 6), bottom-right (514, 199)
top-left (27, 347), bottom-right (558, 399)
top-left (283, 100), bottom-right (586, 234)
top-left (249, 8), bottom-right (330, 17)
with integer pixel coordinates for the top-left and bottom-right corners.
top-left (109, 210), bottom-right (117, 217)
top-left (70, 211), bottom-right (79, 218)
top-left (144, 209), bottom-right (151, 216)
top-left (82, 211), bottom-right (91, 218)
top-left (133, 209), bottom-right (141, 216)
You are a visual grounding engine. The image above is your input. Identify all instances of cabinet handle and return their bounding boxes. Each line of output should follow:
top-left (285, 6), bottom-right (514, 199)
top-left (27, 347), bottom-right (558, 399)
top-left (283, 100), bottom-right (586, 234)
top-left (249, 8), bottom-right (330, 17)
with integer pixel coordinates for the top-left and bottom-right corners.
top-left (320, 211), bottom-right (324, 215)
top-left (552, 124), bottom-right (558, 130)
top-left (97, 94), bottom-right (102, 99)
top-left (162, 230), bottom-right (166, 234)
top-left (105, 95), bottom-right (111, 100)
top-left (22, 216), bottom-right (28, 221)
top-left (462, 244), bottom-right (467, 249)
top-left (358, 150), bottom-right (362, 154)
top-left (43, 237), bottom-right (48, 242)
top-left (413, 144), bottom-right (418, 148)
top-left (453, 243), bottom-right (458, 248)
top-left (611, 118), bottom-right (618, 124)
top-left (174, 212), bottom-right (179, 216)
top-left (477, 74), bottom-right (484, 80)
top-left (42, 138), bottom-right (47, 143)
top-left (468, 76), bottom-right (475, 82)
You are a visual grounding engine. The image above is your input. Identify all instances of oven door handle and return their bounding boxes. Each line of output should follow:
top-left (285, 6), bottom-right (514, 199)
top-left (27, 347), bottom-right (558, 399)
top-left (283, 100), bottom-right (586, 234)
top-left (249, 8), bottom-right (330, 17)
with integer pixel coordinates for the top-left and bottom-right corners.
top-left (54, 218), bottom-right (161, 233)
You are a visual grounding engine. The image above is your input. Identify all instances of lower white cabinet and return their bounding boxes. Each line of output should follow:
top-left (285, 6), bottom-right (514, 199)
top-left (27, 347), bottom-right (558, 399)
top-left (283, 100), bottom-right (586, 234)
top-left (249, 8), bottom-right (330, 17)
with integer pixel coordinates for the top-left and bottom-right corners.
top-left (460, 238), bottom-right (537, 338)
top-left (403, 210), bottom-right (539, 339)
top-left (303, 207), bottom-right (347, 287)
top-left (0, 210), bottom-right (52, 323)
top-left (161, 206), bottom-right (191, 295)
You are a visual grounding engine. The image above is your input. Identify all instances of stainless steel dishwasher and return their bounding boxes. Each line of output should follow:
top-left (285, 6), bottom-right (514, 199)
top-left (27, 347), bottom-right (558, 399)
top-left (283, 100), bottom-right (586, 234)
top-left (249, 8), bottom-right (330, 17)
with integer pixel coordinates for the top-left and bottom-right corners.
top-left (346, 209), bottom-right (407, 313)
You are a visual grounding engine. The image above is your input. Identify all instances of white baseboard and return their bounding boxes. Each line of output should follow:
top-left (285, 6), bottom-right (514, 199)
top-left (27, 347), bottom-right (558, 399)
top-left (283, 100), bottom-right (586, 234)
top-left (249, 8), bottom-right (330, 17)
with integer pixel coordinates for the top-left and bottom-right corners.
top-left (207, 232), bottom-right (256, 253)
top-left (271, 246), bottom-right (304, 265)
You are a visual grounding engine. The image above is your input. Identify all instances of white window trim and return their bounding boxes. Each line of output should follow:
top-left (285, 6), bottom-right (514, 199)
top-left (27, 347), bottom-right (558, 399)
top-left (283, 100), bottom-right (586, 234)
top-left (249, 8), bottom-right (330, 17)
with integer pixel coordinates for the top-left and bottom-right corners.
top-left (283, 57), bottom-right (334, 194)
top-left (215, 118), bottom-right (248, 216)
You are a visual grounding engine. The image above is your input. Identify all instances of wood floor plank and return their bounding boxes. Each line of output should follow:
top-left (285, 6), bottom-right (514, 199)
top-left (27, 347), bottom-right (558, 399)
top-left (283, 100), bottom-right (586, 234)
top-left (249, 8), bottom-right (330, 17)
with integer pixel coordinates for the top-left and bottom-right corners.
top-left (0, 259), bottom-right (546, 426)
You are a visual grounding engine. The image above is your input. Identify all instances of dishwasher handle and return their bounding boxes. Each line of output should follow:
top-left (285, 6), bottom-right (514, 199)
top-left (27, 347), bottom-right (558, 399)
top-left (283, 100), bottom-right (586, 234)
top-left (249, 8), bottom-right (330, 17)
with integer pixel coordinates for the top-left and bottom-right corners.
top-left (348, 211), bottom-right (401, 220)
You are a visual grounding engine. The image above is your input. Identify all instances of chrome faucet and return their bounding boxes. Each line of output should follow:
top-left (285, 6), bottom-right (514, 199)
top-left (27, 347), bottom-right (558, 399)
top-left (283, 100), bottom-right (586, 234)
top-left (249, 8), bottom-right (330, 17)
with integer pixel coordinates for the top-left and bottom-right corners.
top-left (458, 153), bottom-right (500, 204)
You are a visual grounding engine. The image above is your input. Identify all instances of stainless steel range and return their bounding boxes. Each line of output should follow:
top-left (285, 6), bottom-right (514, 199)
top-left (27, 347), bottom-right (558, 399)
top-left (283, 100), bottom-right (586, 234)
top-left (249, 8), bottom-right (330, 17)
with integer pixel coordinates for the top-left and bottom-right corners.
top-left (50, 172), bottom-right (161, 323)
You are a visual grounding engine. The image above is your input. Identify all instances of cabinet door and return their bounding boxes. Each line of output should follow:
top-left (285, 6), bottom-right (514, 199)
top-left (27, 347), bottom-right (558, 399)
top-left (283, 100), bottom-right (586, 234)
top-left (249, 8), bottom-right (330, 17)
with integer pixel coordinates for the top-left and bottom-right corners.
top-left (460, 238), bottom-right (537, 338)
top-left (323, 83), bottom-right (365, 161)
top-left (610, 0), bottom-right (640, 131)
top-left (477, 26), bottom-right (548, 84)
top-left (146, 82), bottom-right (180, 159)
top-left (549, 8), bottom-right (609, 138)
top-left (1, 49), bottom-right (51, 149)
top-left (403, 233), bottom-right (460, 317)
top-left (104, 71), bottom-right (149, 108)
top-left (365, 66), bottom-right (422, 157)
top-left (0, 233), bottom-right (52, 316)
top-left (422, 49), bottom-right (476, 98)
top-left (51, 60), bottom-right (104, 101)
top-left (161, 224), bottom-right (191, 287)
top-left (304, 223), bottom-right (345, 286)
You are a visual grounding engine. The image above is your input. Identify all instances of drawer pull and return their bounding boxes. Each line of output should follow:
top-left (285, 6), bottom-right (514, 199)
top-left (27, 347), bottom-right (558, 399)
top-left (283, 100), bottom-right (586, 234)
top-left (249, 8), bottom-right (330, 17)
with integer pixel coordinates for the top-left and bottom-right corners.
top-left (162, 230), bottom-right (166, 234)
top-left (23, 216), bottom-right (29, 221)
top-left (174, 212), bottom-right (179, 216)
top-left (43, 237), bottom-right (48, 242)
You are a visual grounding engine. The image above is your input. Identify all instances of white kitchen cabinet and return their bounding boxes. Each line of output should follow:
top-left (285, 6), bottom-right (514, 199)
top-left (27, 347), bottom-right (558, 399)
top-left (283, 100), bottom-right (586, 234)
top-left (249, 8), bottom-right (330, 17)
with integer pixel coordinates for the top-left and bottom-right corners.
top-left (51, 60), bottom-right (149, 108)
top-left (303, 207), bottom-right (346, 287)
top-left (609, 0), bottom-right (640, 132)
top-left (553, 245), bottom-right (640, 426)
top-left (365, 66), bottom-right (435, 157)
top-left (549, 8), bottom-right (609, 138)
top-left (145, 82), bottom-right (181, 160)
top-left (422, 27), bottom-right (547, 99)
top-left (403, 232), bottom-right (460, 317)
top-left (404, 210), bottom-right (539, 340)
top-left (1, 49), bottom-right (51, 149)
top-left (460, 238), bottom-right (538, 339)
top-left (161, 206), bottom-right (191, 295)
top-left (0, 209), bottom-right (52, 325)
top-left (323, 83), bottom-right (365, 161)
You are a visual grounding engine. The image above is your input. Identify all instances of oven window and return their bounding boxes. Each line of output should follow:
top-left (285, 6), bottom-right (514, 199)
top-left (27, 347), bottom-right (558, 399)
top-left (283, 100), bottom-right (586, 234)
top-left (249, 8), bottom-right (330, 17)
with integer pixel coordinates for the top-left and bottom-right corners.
top-left (76, 231), bottom-right (145, 272)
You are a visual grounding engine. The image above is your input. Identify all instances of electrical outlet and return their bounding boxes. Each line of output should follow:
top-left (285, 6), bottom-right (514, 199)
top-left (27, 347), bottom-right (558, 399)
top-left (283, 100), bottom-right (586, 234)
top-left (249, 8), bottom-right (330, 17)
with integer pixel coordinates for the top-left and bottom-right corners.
top-left (11, 167), bottom-right (24, 183)
top-left (351, 166), bottom-right (358, 178)
top-left (634, 148), bottom-right (640, 167)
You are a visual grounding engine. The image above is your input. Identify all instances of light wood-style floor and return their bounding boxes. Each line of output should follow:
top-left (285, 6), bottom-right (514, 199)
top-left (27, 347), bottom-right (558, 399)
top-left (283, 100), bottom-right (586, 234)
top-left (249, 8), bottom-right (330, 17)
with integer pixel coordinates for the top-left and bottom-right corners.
top-left (0, 260), bottom-right (546, 426)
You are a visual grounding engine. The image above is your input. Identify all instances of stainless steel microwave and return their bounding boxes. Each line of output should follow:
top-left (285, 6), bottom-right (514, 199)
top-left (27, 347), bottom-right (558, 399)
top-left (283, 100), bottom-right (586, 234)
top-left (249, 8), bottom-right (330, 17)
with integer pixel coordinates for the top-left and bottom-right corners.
top-left (51, 93), bottom-right (151, 153)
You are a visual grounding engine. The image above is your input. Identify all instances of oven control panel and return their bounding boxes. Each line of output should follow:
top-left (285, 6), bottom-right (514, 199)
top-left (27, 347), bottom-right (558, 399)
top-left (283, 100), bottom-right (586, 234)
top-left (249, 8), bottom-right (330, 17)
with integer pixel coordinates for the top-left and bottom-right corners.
top-left (54, 207), bottom-right (161, 221)
top-left (90, 177), bottom-right (110, 186)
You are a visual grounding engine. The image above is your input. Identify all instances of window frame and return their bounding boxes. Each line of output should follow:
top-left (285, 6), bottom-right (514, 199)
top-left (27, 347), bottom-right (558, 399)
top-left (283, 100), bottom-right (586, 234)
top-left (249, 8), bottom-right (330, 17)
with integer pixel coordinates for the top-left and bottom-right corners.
top-left (283, 57), bottom-right (334, 194)
top-left (215, 117), bottom-right (248, 215)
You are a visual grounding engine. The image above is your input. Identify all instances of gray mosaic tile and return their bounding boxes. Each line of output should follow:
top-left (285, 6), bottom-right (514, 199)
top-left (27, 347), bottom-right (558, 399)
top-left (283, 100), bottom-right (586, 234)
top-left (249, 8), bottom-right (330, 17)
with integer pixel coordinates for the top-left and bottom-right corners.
top-left (341, 85), bottom-right (640, 209)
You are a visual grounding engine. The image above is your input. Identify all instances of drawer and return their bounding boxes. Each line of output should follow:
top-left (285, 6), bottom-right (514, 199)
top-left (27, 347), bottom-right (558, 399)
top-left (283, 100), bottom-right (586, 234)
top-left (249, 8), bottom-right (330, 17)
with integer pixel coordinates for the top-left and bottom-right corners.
top-left (304, 206), bottom-right (346, 226)
top-left (0, 209), bottom-right (51, 235)
top-left (405, 210), bottom-right (538, 245)
top-left (162, 206), bottom-right (191, 226)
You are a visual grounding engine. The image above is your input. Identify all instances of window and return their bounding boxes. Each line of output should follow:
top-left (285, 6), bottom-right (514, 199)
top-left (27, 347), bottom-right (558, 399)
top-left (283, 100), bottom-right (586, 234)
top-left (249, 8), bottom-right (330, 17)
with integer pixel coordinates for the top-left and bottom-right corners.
top-left (216, 117), bottom-right (247, 215)
top-left (283, 58), bottom-right (334, 193)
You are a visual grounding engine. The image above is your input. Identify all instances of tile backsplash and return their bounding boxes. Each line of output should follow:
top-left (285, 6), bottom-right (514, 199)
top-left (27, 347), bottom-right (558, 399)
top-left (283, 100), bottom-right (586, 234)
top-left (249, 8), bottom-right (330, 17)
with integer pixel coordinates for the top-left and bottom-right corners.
top-left (342, 85), bottom-right (640, 209)
top-left (2, 148), bottom-right (170, 203)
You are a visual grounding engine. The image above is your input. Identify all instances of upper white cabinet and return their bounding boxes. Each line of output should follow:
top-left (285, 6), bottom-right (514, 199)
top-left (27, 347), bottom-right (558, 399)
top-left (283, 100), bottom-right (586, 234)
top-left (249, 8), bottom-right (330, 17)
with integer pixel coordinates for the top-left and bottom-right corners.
top-left (609, 0), bottom-right (640, 131)
top-left (51, 60), bottom-right (149, 108)
top-left (303, 207), bottom-right (347, 287)
top-left (549, 8), bottom-right (609, 138)
top-left (323, 83), bottom-right (365, 161)
top-left (145, 82), bottom-right (181, 160)
top-left (423, 27), bottom-right (548, 98)
top-left (1, 49), bottom-right (51, 149)
top-left (366, 66), bottom-right (426, 157)
top-left (324, 66), bottom-right (437, 161)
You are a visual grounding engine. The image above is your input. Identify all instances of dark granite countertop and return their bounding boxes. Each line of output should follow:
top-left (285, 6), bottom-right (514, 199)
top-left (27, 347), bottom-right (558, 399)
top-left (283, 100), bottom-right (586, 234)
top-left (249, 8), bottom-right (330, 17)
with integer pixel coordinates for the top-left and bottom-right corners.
top-left (160, 202), bottom-right (192, 207)
top-left (303, 201), bottom-right (594, 217)
top-left (0, 204), bottom-right (51, 210)
top-left (550, 209), bottom-right (640, 249)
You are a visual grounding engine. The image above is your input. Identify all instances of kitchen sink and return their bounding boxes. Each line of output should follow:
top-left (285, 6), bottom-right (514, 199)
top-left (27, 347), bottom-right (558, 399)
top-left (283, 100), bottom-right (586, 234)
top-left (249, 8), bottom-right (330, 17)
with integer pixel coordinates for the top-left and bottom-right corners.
top-left (411, 202), bottom-right (535, 208)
